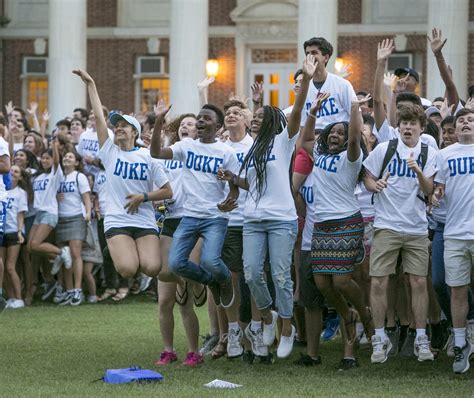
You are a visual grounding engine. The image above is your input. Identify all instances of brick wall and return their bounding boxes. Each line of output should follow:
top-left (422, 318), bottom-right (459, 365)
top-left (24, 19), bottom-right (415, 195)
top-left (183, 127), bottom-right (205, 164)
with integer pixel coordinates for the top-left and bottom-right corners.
top-left (338, 0), bottom-right (362, 24)
top-left (209, 0), bottom-right (236, 26)
top-left (87, 39), bottom-right (169, 112)
top-left (338, 34), bottom-right (429, 97)
top-left (470, 0), bottom-right (474, 21)
top-left (87, 0), bottom-right (117, 27)
top-left (2, 40), bottom-right (34, 108)
top-left (208, 37), bottom-right (235, 108)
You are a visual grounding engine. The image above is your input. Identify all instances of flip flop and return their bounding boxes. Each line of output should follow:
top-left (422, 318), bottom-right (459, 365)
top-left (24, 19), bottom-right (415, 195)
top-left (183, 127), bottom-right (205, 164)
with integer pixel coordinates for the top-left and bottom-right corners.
top-left (111, 289), bottom-right (129, 302)
top-left (97, 289), bottom-right (117, 302)
top-left (193, 284), bottom-right (207, 307)
top-left (175, 281), bottom-right (188, 306)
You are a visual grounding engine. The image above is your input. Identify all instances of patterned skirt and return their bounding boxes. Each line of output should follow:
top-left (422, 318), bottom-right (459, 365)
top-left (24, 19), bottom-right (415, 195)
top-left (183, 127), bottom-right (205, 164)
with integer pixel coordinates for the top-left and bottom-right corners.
top-left (311, 212), bottom-right (365, 274)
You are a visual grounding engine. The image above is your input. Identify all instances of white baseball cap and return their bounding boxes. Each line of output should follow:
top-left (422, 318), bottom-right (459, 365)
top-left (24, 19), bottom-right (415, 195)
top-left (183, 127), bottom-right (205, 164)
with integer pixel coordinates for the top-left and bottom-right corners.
top-left (109, 113), bottom-right (142, 134)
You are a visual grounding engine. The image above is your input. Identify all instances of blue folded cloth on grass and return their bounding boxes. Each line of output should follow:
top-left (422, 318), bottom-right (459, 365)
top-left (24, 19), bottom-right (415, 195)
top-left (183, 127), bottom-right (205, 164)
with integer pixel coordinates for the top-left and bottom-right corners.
top-left (103, 366), bottom-right (163, 384)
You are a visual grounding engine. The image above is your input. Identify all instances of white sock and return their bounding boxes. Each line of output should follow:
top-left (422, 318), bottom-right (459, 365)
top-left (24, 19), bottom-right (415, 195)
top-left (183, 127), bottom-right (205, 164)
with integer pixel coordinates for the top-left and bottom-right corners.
top-left (416, 328), bottom-right (426, 339)
top-left (250, 320), bottom-right (261, 332)
top-left (375, 328), bottom-right (386, 339)
top-left (454, 328), bottom-right (466, 348)
top-left (228, 322), bottom-right (239, 332)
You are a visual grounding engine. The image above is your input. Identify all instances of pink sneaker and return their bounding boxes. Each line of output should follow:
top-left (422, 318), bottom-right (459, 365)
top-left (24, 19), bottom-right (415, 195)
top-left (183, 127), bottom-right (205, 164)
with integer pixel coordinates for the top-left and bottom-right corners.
top-left (154, 351), bottom-right (178, 365)
top-left (182, 352), bottom-right (204, 367)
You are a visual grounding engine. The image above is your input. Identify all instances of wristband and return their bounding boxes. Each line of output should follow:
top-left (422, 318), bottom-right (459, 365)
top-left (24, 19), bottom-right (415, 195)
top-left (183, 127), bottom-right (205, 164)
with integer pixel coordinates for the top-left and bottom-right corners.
top-left (143, 192), bottom-right (149, 203)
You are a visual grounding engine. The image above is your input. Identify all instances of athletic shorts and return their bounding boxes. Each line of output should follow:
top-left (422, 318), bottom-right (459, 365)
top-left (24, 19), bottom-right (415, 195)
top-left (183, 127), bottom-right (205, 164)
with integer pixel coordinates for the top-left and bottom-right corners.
top-left (221, 226), bottom-right (244, 273)
top-left (369, 229), bottom-right (429, 277)
top-left (161, 218), bottom-right (181, 238)
top-left (444, 239), bottom-right (474, 287)
top-left (1, 232), bottom-right (20, 247)
top-left (33, 211), bottom-right (58, 228)
top-left (105, 226), bottom-right (159, 240)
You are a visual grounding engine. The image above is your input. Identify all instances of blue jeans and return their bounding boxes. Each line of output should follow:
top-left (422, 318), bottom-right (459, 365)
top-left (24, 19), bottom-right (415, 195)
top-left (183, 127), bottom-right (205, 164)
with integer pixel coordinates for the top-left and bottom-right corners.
top-left (243, 220), bottom-right (297, 319)
top-left (431, 223), bottom-right (474, 322)
top-left (168, 217), bottom-right (231, 285)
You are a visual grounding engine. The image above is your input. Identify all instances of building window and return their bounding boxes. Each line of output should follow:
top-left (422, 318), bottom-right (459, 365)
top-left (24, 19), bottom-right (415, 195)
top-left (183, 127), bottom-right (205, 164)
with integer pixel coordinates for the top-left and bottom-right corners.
top-left (21, 57), bottom-right (48, 115)
top-left (135, 56), bottom-right (169, 112)
top-left (387, 53), bottom-right (413, 73)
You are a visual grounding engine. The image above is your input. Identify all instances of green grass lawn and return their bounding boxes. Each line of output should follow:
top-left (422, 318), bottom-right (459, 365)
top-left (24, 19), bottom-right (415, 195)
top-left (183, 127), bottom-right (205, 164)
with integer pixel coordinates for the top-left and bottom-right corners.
top-left (1, 298), bottom-right (474, 397)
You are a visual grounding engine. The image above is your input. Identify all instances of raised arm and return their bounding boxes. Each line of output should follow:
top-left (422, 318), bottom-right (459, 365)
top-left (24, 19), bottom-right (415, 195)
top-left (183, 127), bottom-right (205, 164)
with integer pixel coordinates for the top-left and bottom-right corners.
top-left (150, 99), bottom-right (173, 159)
top-left (51, 138), bottom-right (60, 169)
top-left (373, 39), bottom-right (394, 129)
top-left (427, 28), bottom-right (459, 107)
top-left (72, 70), bottom-right (108, 148)
top-left (197, 76), bottom-right (215, 108)
top-left (348, 94), bottom-right (371, 161)
top-left (288, 54), bottom-right (317, 138)
top-left (27, 102), bottom-right (40, 132)
top-left (296, 92), bottom-right (330, 155)
top-left (251, 82), bottom-right (263, 114)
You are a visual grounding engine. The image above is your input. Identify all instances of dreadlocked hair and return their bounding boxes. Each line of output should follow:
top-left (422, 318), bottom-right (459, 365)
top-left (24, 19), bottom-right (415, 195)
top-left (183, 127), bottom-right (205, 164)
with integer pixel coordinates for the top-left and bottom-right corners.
top-left (240, 106), bottom-right (287, 204)
top-left (316, 121), bottom-right (368, 182)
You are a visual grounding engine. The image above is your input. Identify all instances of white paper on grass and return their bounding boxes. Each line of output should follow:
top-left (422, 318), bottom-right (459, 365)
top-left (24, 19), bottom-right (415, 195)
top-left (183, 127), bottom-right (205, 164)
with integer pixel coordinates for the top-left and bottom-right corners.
top-left (204, 379), bottom-right (243, 389)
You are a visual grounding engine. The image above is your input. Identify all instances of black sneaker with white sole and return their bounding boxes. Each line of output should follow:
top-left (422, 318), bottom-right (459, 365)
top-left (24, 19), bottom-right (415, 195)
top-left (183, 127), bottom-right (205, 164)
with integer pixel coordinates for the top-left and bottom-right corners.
top-left (70, 290), bottom-right (83, 306)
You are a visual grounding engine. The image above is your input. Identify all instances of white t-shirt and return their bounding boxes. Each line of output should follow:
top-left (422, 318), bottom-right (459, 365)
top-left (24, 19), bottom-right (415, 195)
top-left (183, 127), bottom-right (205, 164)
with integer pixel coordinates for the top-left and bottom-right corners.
top-left (32, 166), bottom-right (64, 215)
top-left (301, 173), bottom-right (315, 251)
top-left (162, 158), bottom-right (185, 219)
top-left (225, 134), bottom-right (254, 227)
top-left (374, 119), bottom-right (438, 150)
top-left (77, 130), bottom-right (100, 175)
top-left (92, 170), bottom-right (107, 215)
top-left (57, 171), bottom-right (90, 218)
top-left (363, 139), bottom-right (437, 235)
top-left (434, 143), bottom-right (474, 240)
top-left (283, 105), bottom-right (294, 118)
top-left (5, 186), bottom-right (28, 233)
top-left (300, 73), bottom-right (357, 130)
top-left (312, 149), bottom-right (362, 222)
top-left (244, 128), bottom-right (297, 222)
top-left (355, 182), bottom-right (375, 219)
top-left (170, 138), bottom-right (240, 219)
top-left (0, 137), bottom-right (9, 202)
top-left (98, 138), bottom-right (168, 232)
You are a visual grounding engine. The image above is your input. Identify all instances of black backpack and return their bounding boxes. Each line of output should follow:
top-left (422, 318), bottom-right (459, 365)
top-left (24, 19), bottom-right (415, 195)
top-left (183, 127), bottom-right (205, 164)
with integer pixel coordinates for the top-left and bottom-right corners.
top-left (372, 138), bottom-right (429, 204)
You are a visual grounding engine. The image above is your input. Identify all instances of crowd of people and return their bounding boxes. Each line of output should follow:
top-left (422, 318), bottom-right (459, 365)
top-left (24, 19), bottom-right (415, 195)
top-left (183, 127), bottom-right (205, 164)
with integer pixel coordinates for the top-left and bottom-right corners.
top-left (0, 28), bottom-right (473, 374)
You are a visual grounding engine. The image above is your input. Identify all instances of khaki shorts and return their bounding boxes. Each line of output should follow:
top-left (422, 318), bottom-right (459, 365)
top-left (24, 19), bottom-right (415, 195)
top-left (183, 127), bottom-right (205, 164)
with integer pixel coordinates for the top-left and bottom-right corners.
top-left (444, 239), bottom-right (474, 287)
top-left (369, 229), bottom-right (429, 277)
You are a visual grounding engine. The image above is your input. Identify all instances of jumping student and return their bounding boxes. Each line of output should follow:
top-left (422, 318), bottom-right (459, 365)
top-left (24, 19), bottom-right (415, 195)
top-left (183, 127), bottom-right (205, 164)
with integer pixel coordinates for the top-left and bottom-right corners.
top-left (432, 108), bottom-right (474, 374)
top-left (53, 151), bottom-right (91, 306)
top-left (73, 69), bottom-right (172, 279)
top-left (363, 102), bottom-right (437, 364)
top-left (150, 100), bottom-right (240, 310)
top-left (1, 165), bottom-right (29, 309)
top-left (297, 92), bottom-right (374, 368)
top-left (218, 54), bottom-right (317, 359)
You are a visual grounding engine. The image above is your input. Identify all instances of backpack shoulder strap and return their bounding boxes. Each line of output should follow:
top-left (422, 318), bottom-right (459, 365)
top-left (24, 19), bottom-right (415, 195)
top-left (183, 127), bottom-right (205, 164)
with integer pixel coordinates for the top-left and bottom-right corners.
top-left (378, 138), bottom-right (398, 179)
top-left (419, 143), bottom-right (428, 171)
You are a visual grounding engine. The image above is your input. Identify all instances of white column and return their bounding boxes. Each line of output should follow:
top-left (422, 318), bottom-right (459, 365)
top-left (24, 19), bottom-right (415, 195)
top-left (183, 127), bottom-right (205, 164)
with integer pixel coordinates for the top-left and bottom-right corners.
top-left (298, 0), bottom-right (338, 71)
top-left (427, 0), bottom-right (468, 100)
top-left (170, 0), bottom-right (208, 115)
top-left (48, 0), bottom-right (87, 126)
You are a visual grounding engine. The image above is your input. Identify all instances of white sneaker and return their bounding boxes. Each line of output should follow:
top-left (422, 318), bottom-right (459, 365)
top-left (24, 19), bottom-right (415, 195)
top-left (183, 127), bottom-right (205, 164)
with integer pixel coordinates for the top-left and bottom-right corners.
top-left (87, 295), bottom-right (98, 304)
top-left (227, 327), bottom-right (243, 358)
top-left (5, 298), bottom-right (15, 308)
top-left (414, 334), bottom-right (434, 362)
top-left (51, 254), bottom-right (63, 275)
top-left (263, 310), bottom-right (278, 346)
top-left (8, 299), bottom-right (25, 309)
top-left (277, 324), bottom-right (296, 358)
top-left (244, 324), bottom-right (268, 357)
top-left (61, 246), bottom-right (73, 269)
top-left (371, 334), bottom-right (392, 364)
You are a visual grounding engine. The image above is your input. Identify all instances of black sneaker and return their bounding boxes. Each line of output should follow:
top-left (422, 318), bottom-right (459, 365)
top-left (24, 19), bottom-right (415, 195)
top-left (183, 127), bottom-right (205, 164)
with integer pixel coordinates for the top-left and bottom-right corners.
top-left (335, 358), bottom-right (359, 371)
top-left (386, 326), bottom-right (400, 356)
top-left (294, 353), bottom-right (322, 367)
top-left (219, 278), bottom-right (234, 308)
top-left (70, 290), bottom-right (83, 306)
top-left (59, 291), bottom-right (73, 306)
top-left (242, 350), bottom-right (255, 364)
top-left (208, 282), bottom-right (221, 306)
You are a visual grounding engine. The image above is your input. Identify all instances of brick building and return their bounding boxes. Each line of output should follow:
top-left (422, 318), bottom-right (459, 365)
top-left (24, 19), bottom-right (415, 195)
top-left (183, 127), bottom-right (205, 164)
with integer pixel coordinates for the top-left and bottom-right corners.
top-left (0, 0), bottom-right (472, 126)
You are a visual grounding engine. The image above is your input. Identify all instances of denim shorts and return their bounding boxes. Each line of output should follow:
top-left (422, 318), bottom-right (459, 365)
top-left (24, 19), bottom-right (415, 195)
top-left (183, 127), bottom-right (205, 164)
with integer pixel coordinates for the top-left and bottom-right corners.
top-left (33, 211), bottom-right (58, 228)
